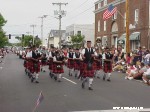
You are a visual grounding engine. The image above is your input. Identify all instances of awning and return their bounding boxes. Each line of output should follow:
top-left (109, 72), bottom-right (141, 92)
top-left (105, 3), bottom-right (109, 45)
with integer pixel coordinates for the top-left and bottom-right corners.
top-left (117, 34), bottom-right (125, 44)
top-left (130, 32), bottom-right (140, 40)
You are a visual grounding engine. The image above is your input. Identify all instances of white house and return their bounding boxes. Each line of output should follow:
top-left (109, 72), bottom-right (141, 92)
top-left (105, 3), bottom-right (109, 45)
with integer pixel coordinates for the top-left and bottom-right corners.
top-left (65, 24), bottom-right (95, 46)
top-left (48, 30), bottom-right (66, 48)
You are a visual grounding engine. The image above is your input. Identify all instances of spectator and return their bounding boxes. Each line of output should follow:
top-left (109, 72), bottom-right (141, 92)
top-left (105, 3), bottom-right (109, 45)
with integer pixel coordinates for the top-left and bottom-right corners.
top-left (142, 64), bottom-right (150, 85)
top-left (144, 50), bottom-right (150, 65)
top-left (128, 63), bottom-right (147, 80)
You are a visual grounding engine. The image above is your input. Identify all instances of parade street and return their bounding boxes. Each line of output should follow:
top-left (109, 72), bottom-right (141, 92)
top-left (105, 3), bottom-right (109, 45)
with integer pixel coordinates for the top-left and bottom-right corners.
top-left (0, 53), bottom-right (150, 112)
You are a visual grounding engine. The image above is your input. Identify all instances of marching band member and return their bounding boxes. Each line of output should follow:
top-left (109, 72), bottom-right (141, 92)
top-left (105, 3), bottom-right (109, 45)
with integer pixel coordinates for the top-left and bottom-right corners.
top-left (52, 50), bottom-right (64, 82)
top-left (93, 48), bottom-right (102, 78)
top-left (30, 45), bottom-right (41, 83)
top-left (48, 47), bottom-right (55, 78)
top-left (73, 48), bottom-right (82, 78)
top-left (81, 41), bottom-right (97, 90)
top-left (102, 47), bottom-right (114, 81)
top-left (67, 48), bottom-right (74, 76)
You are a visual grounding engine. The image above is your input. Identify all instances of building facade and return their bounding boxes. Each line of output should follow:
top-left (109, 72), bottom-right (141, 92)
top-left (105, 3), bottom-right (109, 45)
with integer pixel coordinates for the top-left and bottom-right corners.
top-left (48, 30), bottom-right (66, 48)
top-left (65, 24), bottom-right (95, 46)
top-left (94, 0), bottom-right (150, 51)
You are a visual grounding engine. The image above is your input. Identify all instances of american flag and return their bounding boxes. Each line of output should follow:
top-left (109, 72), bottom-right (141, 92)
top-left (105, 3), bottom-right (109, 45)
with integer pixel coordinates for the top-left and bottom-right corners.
top-left (103, 4), bottom-right (117, 20)
top-left (33, 91), bottom-right (44, 112)
top-left (36, 91), bottom-right (44, 107)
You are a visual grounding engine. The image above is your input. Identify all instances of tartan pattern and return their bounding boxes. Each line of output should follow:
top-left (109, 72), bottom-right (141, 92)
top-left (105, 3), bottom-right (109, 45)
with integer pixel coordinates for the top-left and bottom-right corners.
top-left (74, 60), bottom-right (81, 70)
top-left (93, 60), bottom-right (102, 70)
top-left (48, 58), bottom-right (53, 70)
top-left (30, 62), bottom-right (41, 73)
top-left (67, 59), bottom-right (74, 69)
top-left (82, 63), bottom-right (94, 77)
top-left (53, 63), bottom-right (64, 73)
top-left (103, 62), bottom-right (112, 73)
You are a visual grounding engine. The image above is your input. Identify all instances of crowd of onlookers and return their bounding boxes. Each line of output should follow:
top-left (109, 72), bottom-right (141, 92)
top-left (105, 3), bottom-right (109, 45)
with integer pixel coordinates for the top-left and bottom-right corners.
top-left (112, 46), bottom-right (150, 85)
top-left (0, 48), bottom-right (9, 63)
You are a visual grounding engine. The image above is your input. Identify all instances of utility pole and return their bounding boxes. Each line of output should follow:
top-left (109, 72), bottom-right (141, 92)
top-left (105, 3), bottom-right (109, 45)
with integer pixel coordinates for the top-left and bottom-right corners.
top-left (52, 2), bottom-right (68, 48)
top-left (126, 0), bottom-right (130, 54)
top-left (39, 15), bottom-right (48, 46)
top-left (30, 25), bottom-right (36, 45)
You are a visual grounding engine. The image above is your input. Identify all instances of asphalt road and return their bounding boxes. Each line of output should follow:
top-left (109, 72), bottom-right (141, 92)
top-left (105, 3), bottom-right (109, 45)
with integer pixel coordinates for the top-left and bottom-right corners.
top-left (0, 53), bottom-right (150, 112)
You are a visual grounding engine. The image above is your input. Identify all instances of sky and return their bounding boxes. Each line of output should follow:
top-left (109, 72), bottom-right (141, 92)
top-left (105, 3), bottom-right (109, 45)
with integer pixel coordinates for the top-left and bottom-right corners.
top-left (0, 0), bottom-right (97, 43)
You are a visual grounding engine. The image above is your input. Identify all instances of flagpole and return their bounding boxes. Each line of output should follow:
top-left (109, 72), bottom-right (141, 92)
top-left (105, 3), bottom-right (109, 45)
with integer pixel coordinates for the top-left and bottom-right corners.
top-left (126, 0), bottom-right (130, 54)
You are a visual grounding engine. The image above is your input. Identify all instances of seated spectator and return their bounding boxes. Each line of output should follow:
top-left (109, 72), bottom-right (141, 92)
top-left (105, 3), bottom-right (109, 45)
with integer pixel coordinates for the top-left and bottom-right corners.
top-left (144, 50), bottom-right (150, 65)
top-left (113, 58), bottom-right (126, 72)
top-left (127, 63), bottom-right (147, 80)
top-left (142, 64), bottom-right (150, 85)
top-left (125, 63), bottom-right (137, 79)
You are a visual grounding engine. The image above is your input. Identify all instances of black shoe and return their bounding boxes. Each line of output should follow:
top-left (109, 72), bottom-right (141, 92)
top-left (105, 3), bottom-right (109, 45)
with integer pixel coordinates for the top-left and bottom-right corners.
top-left (107, 79), bottom-right (111, 82)
top-left (41, 68), bottom-right (43, 72)
top-left (49, 73), bottom-right (53, 78)
top-left (54, 76), bottom-right (57, 81)
top-left (103, 75), bottom-right (106, 81)
top-left (97, 76), bottom-right (100, 79)
top-left (31, 77), bottom-right (35, 83)
top-left (58, 80), bottom-right (61, 82)
top-left (35, 81), bottom-right (39, 83)
top-left (75, 74), bottom-right (77, 78)
top-left (82, 83), bottom-right (85, 89)
top-left (88, 87), bottom-right (93, 90)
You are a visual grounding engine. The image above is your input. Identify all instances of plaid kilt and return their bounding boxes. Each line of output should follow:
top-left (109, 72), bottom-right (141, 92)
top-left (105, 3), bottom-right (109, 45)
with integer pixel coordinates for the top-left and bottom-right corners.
top-left (24, 60), bottom-right (27, 68)
top-left (80, 61), bottom-right (84, 75)
top-left (41, 60), bottom-right (47, 66)
top-left (93, 60), bottom-right (102, 70)
top-left (103, 61), bottom-right (112, 73)
top-left (74, 60), bottom-right (81, 70)
top-left (67, 59), bottom-right (74, 69)
top-left (48, 58), bottom-right (53, 70)
top-left (53, 63), bottom-right (64, 73)
top-left (82, 63), bottom-right (94, 78)
top-left (30, 62), bottom-right (40, 73)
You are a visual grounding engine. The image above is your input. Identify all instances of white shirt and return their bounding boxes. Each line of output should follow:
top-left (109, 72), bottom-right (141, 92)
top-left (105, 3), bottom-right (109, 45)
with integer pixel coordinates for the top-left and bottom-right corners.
top-left (26, 51), bottom-right (32, 58)
top-left (144, 68), bottom-right (150, 76)
top-left (102, 53), bottom-right (106, 60)
top-left (145, 54), bottom-right (150, 61)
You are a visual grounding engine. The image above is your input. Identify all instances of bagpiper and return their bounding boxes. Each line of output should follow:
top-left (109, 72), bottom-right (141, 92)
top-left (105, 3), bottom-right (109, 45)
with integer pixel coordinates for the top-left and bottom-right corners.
top-left (52, 50), bottom-right (64, 82)
top-left (81, 41), bottom-right (97, 90)
top-left (67, 48), bottom-right (74, 76)
top-left (30, 45), bottom-right (41, 83)
top-left (93, 47), bottom-right (102, 78)
top-left (102, 47), bottom-right (114, 81)
top-left (48, 47), bottom-right (55, 78)
top-left (73, 48), bottom-right (82, 78)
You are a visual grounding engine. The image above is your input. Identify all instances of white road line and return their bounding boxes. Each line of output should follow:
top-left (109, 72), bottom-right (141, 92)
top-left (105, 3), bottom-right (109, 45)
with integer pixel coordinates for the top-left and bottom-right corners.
top-left (0, 67), bottom-right (3, 69)
top-left (62, 77), bottom-right (77, 85)
top-left (71, 108), bottom-right (150, 112)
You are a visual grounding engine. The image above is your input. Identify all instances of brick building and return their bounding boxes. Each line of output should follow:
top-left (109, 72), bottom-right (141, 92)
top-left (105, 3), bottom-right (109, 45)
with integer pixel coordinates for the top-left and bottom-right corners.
top-left (94, 0), bottom-right (150, 51)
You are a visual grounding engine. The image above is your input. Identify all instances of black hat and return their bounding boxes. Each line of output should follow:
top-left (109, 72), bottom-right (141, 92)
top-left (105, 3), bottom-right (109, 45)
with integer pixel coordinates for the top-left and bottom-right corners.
top-left (76, 48), bottom-right (79, 50)
top-left (87, 41), bottom-right (91, 43)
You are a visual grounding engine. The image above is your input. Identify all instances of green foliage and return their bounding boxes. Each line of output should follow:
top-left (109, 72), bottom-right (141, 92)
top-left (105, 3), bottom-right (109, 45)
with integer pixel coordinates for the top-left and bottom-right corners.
top-left (15, 35), bottom-right (42, 47)
top-left (71, 34), bottom-right (85, 48)
top-left (0, 13), bottom-right (8, 48)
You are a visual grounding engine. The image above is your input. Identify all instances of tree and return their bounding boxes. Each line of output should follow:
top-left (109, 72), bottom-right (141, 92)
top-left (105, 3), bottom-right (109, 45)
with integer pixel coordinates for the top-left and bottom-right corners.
top-left (71, 34), bottom-right (85, 48)
top-left (15, 35), bottom-right (42, 47)
top-left (0, 13), bottom-right (8, 48)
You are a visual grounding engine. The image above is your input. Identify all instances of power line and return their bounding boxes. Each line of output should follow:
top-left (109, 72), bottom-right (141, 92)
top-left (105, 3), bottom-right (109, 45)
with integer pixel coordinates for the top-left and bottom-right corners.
top-left (68, 0), bottom-right (89, 14)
